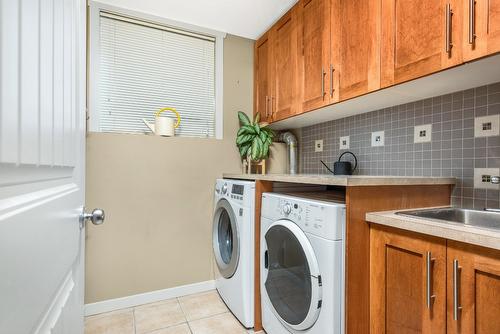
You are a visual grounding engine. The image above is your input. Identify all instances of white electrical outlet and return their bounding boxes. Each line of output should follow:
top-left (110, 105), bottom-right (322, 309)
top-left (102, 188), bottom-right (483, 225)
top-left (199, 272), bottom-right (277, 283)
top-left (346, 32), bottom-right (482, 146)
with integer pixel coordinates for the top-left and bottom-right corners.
top-left (474, 115), bottom-right (500, 137)
top-left (315, 139), bottom-right (324, 152)
top-left (371, 131), bottom-right (385, 147)
top-left (339, 136), bottom-right (350, 149)
top-left (414, 124), bottom-right (432, 143)
top-left (474, 168), bottom-right (500, 189)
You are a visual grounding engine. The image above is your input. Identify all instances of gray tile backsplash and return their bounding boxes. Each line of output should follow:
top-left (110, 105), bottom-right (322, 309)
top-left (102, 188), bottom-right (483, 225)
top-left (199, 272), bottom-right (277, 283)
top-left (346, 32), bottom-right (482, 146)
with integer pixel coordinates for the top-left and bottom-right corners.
top-left (299, 82), bottom-right (500, 209)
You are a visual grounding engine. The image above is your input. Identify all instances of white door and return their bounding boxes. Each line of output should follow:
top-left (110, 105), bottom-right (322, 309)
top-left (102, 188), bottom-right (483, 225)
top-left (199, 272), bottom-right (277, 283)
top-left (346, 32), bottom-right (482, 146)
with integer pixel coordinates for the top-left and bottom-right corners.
top-left (0, 0), bottom-right (88, 333)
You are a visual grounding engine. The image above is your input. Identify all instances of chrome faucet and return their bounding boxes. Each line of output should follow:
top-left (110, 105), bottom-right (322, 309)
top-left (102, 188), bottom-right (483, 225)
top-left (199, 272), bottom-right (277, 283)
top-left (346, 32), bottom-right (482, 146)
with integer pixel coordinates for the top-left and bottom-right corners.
top-left (484, 176), bottom-right (500, 213)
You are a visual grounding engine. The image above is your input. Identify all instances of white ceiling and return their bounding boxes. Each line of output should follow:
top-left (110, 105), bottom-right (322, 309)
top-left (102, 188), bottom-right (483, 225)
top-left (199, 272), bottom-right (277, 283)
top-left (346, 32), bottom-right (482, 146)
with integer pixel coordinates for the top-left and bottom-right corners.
top-left (94, 0), bottom-right (298, 39)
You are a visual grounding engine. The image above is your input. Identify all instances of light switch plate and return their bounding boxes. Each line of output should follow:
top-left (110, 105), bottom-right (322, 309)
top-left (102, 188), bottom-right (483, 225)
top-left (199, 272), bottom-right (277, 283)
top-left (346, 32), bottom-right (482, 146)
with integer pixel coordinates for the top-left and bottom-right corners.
top-left (474, 115), bottom-right (500, 137)
top-left (474, 168), bottom-right (500, 189)
top-left (371, 131), bottom-right (385, 147)
top-left (339, 136), bottom-right (350, 149)
top-left (315, 140), bottom-right (324, 152)
top-left (414, 124), bottom-right (432, 143)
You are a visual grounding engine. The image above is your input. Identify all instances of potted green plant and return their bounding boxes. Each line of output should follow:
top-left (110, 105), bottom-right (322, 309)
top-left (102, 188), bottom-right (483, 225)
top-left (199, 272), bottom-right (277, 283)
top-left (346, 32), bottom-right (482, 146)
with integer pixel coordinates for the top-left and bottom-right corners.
top-left (236, 112), bottom-right (275, 173)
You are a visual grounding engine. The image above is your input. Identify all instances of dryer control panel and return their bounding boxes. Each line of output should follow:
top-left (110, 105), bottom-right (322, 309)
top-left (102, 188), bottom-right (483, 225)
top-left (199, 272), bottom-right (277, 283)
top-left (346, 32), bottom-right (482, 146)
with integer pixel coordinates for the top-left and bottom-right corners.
top-left (261, 193), bottom-right (346, 241)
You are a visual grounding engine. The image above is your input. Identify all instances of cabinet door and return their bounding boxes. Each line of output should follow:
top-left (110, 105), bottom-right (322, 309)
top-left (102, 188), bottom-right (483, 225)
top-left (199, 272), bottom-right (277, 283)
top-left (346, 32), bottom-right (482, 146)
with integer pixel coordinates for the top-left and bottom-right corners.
top-left (333, 0), bottom-right (381, 100)
top-left (381, 0), bottom-right (462, 87)
top-left (371, 225), bottom-right (447, 334)
top-left (272, 7), bottom-right (300, 122)
top-left (299, 0), bottom-right (332, 112)
top-left (447, 241), bottom-right (500, 334)
top-left (254, 33), bottom-right (273, 123)
top-left (463, 0), bottom-right (500, 61)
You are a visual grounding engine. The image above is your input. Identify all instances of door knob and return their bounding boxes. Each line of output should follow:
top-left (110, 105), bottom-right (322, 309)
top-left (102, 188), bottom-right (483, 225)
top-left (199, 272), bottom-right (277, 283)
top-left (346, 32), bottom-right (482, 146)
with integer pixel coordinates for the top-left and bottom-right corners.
top-left (80, 208), bottom-right (105, 228)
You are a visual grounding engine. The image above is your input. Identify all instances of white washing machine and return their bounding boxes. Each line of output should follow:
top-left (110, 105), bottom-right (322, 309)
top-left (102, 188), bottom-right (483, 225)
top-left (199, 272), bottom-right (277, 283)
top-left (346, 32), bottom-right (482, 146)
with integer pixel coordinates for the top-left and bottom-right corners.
top-left (212, 179), bottom-right (255, 328)
top-left (260, 193), bottom-right (345, 334)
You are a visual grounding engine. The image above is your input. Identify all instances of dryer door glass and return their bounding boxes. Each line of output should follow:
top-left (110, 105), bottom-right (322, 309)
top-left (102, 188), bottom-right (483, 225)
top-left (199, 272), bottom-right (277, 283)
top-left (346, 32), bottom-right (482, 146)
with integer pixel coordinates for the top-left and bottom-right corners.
top-left (212, 199), bottom-right (239, 279)
top-left (265, 223), bottom-right (317, 327)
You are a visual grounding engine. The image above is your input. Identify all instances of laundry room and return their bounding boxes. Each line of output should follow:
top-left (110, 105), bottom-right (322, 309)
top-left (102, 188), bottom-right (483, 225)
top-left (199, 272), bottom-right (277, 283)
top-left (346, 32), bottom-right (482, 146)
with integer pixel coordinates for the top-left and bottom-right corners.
top-left (1, 0), bottom-right (500, 334)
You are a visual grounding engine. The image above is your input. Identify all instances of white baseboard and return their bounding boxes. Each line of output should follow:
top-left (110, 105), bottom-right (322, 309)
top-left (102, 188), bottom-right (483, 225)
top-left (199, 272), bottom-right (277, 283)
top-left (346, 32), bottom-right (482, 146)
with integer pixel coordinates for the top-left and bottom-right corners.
top-left (84, 280), bottom-right (216, 316)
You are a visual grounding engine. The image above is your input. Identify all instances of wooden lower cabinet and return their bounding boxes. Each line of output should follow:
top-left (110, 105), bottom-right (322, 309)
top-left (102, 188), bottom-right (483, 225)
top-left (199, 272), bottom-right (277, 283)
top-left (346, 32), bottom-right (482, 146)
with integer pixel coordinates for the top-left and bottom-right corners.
top-left (447, 241), bottom-right (500, 334)
top-left (371, 226), bottom-right (500, 334)
top-left (371, 225), bottom-right (447, 334)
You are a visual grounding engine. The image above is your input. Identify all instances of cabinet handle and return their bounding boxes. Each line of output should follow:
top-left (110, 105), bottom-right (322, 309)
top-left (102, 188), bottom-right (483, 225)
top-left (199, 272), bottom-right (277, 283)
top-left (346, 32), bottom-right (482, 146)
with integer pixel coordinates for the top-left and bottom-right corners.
top-left (453, 259), bottom-right (463, 321)
top-left (426, 252), bottom-right (436, 309)
top-left (330, 65), bottom-right (335, 97)
top-left (445, 4), bottom-right (453, 54)
top-left (265, 96), bottom-right (269, 118)
top-left (468, 0), bottom-right (476, 44)
top-left (321, 67), bottom-right (326, 97)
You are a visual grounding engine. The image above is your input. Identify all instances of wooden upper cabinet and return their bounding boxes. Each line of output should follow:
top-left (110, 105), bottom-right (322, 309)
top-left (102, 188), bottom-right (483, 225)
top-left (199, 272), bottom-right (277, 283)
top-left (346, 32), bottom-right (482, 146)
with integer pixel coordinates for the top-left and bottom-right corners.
top-left (371, 225), bottom-right (447, 334)
top-left (381, 0), bottom-right (462, 87)
top-left (254, 0), bottom-right (500, 125)
top-left (463, 0), bottom-right (500, 61)
top-left (298, 0), bottom-right (333, 112)
top-left (271, 6), bottom-right (300, 122)
top-left (333, 0), bottom-right (381, 100)
top-left (447, 241), bottom-right (500, 334)
top-left (254, 33), bottom-right (273, 123)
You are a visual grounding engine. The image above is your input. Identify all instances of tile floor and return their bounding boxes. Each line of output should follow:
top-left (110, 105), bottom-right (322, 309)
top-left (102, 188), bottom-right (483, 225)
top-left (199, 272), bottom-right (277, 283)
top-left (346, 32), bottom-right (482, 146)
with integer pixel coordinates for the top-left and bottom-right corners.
top-left (85, 290), bottom-right (264, 334)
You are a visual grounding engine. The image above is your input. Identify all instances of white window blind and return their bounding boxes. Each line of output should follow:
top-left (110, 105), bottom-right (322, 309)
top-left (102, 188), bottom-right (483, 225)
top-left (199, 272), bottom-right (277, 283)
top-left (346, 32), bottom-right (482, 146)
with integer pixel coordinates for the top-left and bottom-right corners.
top-left (97, 12), bottom-right (217, 137)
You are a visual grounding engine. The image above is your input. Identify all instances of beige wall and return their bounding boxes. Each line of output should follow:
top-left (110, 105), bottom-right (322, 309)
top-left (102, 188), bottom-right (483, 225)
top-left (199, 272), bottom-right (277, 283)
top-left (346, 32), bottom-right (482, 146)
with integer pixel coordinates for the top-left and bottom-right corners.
top-left (85, 35), bottom-right (286, 303)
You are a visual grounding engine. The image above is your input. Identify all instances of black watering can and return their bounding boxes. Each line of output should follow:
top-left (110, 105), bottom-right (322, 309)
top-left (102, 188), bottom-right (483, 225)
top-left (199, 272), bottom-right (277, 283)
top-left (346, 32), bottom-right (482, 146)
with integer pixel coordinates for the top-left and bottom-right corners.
top-left (321, 151), bottom-right (358, 175)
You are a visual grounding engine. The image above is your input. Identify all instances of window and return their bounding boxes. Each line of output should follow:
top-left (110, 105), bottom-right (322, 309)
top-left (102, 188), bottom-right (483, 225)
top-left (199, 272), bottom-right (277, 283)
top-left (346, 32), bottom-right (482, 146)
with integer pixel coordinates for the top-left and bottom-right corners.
top-left (89, 4), bottom-right (224, 138)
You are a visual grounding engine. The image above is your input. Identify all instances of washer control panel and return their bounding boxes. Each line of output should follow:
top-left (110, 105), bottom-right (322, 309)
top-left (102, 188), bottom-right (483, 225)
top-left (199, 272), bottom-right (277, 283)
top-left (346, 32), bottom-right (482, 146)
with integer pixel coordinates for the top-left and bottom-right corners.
top-left (263, 193), bottom-right (346, 241)
top-left (215, 179), bottom-right (255, 207)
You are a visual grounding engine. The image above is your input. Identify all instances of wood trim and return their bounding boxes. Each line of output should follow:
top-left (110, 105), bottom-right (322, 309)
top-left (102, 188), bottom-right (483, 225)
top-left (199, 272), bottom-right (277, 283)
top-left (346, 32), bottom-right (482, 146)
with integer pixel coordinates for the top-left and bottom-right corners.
top-left (380, 0), bottom-right (395, 87)
top-left (253, 39), bottom-right (258, 118)
top-left (330, 0), bottom-right (341, 104)
top-left (253, 180), bottom-right (273, 331)
top-left (345, 184), bottom-right (452, 334)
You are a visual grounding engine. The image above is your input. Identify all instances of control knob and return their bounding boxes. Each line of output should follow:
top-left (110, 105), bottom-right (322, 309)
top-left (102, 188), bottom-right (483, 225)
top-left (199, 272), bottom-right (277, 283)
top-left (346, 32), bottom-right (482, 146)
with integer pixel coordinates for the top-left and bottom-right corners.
top-left (283, 203), bottom-right (292, 215)
top-left (221, 184), bottom-right (228, 195)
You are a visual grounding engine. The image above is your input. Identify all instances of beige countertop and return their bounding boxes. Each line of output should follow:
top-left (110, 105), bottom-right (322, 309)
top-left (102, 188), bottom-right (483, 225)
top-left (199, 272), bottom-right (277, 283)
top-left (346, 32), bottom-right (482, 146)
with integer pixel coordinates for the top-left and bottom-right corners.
top-left (367, 209), bottom-right (500, 251)
top-left (223, 173), bottom-right (456, 187)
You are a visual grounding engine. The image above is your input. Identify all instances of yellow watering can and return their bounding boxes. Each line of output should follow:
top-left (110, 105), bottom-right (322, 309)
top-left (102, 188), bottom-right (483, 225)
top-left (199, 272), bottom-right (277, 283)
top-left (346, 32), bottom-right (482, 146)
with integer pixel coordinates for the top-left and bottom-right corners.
top-left (143, 107), bottom-right (181, 136)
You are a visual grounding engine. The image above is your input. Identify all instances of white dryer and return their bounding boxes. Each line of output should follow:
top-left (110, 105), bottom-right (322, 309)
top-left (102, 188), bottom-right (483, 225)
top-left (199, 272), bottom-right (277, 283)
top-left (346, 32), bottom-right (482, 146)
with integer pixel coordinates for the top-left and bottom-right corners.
top-left (212, 179), bottom-right (255, 328)
top-left (260, 193), bottom-right (346, 334)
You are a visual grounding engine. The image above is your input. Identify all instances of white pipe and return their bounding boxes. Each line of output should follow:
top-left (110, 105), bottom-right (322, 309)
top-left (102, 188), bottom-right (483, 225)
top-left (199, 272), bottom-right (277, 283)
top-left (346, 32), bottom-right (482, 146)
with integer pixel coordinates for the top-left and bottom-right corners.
top-left (277, 132), bottom-right (298, 174)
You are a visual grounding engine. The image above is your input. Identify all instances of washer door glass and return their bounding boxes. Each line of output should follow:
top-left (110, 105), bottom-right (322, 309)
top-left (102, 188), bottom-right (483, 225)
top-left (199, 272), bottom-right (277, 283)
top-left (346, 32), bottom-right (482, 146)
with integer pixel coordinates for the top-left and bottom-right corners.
top-left (264, 220), bottom-right (321, 330)
top-left (213, 199), bottom-right (239, 279)
top-left (218, 209), bottom-right (233, 264)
